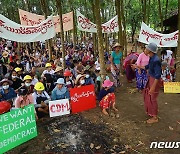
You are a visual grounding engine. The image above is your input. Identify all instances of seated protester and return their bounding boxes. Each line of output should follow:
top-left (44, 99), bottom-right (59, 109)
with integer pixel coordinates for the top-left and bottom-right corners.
top-left (9, 70), bottom-right (23, 91)
top-left (51, 78), bottom-right (70, 101)
top-left (41, 63), bottom-right (55, 78)
top-left (98, 80), bottom-right (118, 115)
top-left (96, 69), bottom-right (110, 94)
top-left (161, 61), bottom-right (172, 83)
top-left (16, 59), bottom-right (24, 72)
top-left (84, 69), bottom-right (94, 85)
top-left (15, 67), bottom-right (25, 80)
top-left (43, 73), bottom-right (55, 94)
top-left (30, 73), bottom-right (39, 86)
top-left (75, 74), bottom-right (86, 88)
top-left (0, 60), bottom-right (7, 80)
top-left (50, 60), bottom-right (56, 70)
top-left (14, 86), bottom-right (36, 119)
top-left (23, 75), bottom-right (34, 94)
top-left (0, 79), bottom-right (17, 102)
top-left (75, 61), bottom-right (84, 76)
top-left (31, 66), bottom-right (41, 80)
top-left (53, 66), bottom-right (64, 82)
top-left (64, 70), bottom-right (74, 89)
top-left (32, 82), bottom-right (50, 118)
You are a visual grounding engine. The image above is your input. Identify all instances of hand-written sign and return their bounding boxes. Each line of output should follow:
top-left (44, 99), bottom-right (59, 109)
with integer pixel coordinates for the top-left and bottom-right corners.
top-left (70, 85), bottom-right (96, 113)
top-left (49, 99), bottom-right (70, 117)
top-left (164, 82), bottom-right (180, 93)
top-left (0, 104), bottom-right (37, 153)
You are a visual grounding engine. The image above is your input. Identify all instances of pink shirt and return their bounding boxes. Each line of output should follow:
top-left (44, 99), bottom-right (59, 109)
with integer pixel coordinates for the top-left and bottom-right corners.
top-left (15, 94), bottom-right (34, 108)
top-left (136, 52), bottom-right (149, 67)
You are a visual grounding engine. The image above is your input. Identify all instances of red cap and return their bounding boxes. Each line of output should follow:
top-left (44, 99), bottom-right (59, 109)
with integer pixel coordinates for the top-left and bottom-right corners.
top-left (64, 70), bottom-right (72, 77)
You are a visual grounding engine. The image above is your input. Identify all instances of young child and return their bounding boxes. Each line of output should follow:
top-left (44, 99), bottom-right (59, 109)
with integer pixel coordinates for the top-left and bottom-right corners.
top-left (161, 61), bottom-right (172, 83)
top-left (98, 79), bottom-right (118, 115)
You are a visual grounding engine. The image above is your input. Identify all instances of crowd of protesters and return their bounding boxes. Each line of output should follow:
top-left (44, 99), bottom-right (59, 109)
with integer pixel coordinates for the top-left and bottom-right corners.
top-left (0, 38), bottom-right (177, 123)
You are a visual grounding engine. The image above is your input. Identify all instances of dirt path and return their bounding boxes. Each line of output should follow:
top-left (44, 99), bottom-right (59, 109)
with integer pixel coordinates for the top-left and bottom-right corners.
top-left (7, 75), bottom-right (180, 154)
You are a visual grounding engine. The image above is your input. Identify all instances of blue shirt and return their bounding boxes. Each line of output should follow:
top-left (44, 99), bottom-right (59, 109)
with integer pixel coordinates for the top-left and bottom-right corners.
top-left (51, 86), bottom-right (70, 101)
top-left (0, 87), bottom-right (17, 101)
top-left (98, 87), bottom-right (114, 101)
top-left (111, 51), bottom-right (123, 64)
top-left (145, 54), bottom-right (161, 79)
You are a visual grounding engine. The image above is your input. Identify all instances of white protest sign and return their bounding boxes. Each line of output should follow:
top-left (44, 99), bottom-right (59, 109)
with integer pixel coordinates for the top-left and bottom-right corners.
top-left (49, 99), bottom-right (70, 117)
top-left (0, 14), bottom-right (56, 42)
top-left (138, 22), bottom-right (178, 47)
top-left (76, 10), bottom-right (119, 33)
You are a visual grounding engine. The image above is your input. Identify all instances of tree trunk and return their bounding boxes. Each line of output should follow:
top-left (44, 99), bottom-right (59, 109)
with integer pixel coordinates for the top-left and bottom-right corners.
top-left (121, 0), bottom-right (127, 57)
top-left (72, 10), bottom-right (77, 45)
top-left (115, 0), bottom-right (123, 46)
top-left (40, 0), bottom-right (53, 60)
top-left (176, 0), bottom-right (180, 81)
top-left (143, 0), bottom-right (147, 23)
top-left (158, 0), bottom-right (163, 32)
top-left (147, 0), bottom-right (151, 25)
top-left (55, 0), bottom-right (66, 70)
top-left (94, 0), bottom-right (106, 80)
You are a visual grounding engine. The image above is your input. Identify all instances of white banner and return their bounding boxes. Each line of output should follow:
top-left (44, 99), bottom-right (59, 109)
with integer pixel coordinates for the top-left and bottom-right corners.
top-left (49, 99), bottom-right (70, 117)
top-left (19, 9), bottom-right (74, 32)
top-left (77, 10), bottom-right (119, 33)
top-left (0, 14), bottom-right (56, 42)
top-left (138, 22), bottom-right (178, 47)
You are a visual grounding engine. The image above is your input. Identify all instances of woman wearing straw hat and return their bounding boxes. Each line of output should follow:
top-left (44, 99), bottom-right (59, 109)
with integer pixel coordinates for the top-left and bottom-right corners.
top-left (110, 43), bottom-right (123, 87)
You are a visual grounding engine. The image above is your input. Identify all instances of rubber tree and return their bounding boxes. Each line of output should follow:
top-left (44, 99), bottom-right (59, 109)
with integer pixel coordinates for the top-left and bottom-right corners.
top-left (55, 0), bottom-right (66, 70)
top-left (115, 0), bottom-right (123, 46)
top-left (40, 0), bottom-right (53, 60)
top-left (94, 0), bottom-right (106, 81)
top-left (177, 0), bottom-right (180, 81)
top-left (158, 0), bottom-right (163, 32)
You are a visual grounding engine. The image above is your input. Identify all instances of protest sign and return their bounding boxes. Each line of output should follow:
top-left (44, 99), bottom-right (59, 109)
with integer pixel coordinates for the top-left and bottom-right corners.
top-left (70, 85), bottom-right (96, 113)
top-left (164, 82), bottom-right (180, 93)
top-left (19, 9), bottom-right (73, 32)
top-left (76, 10), bottom-right (119, 33)
top-left (49, 99), bottom-right (70, 117)
top-left (0, 104), bottom-right (37, 153)
top-left (138, 22), bottom-right (178, 47)
top-left (0, 14), bottom-right (56, 42)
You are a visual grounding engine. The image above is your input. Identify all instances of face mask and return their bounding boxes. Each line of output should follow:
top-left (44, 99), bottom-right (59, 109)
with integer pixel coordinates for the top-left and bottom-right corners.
top-left (85, 74), bottom-right (90, 78)
top-left (70, 77), bottom-right (73, 80)
top-left (12, 75), bottom-right (17, 79)
top-left (2, 85), bottom-right (9, 90)
top-left (25, 82), bottom-right (31, 87)
top-left (80, 80), bottom-right (85, 85)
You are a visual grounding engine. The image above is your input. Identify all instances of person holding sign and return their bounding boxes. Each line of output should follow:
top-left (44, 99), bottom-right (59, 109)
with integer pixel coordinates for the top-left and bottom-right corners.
top-left (51, 78), bottom-right (70, 100)
top-left (98, 79), bottom-right (118, 115)
top-left (75, 74), bottom-right (86, 88)
top-left (32, 82), bottom-right (50, 118)
top-left (140, 43), bottom-right (161, 124)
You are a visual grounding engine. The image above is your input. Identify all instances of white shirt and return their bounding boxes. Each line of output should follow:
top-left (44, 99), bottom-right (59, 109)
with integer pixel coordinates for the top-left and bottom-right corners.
top-left (42, 69), bottom-right (55, 76)
top-left (32, 91), bottom-right (51, 105)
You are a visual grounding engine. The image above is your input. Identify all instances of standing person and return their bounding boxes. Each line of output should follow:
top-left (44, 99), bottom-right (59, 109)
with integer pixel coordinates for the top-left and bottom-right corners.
top-left (110, 43), bottom-right (123, 87)
top-left (142, 43), bottom-right (161, 124)
top-left (133, 49), bottom-right (150, 91)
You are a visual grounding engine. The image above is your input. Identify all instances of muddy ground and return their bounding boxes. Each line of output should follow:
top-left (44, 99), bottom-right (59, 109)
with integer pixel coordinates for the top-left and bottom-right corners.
top-left (6, 74), bottom-right (180, 154)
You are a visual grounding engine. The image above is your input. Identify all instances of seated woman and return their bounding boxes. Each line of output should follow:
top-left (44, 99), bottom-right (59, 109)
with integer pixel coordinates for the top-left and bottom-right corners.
top-left (84, 70), bottom-right (94, 85)
top-left (75, 74), bottom-right (86, 88)
top-left (0, 79), bottom-right (16, 102)
top-left (64, 70), bottom-right (74, 89)
top-left (9, 70), bottom-right (23, 91)
top-left (161, 61), bottom-right (172, 85)
top-left (32, 82), bottom-right (50, 118)
top-left (14, 86), bottom-right (34, 108)
top-left (51, 78), bottom-right (70, 101)
top-left (98, 79), bottom-right (118, 115)
top-left (23, 75), bottom-right (34, 94)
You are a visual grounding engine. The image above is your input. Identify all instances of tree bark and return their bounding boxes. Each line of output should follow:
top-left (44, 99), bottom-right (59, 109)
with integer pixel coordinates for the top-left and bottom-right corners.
top-left (121, 0), bottom-right (127, 57)
top-left (94, 0), bottom-right (106, 80)
top-left (176, 0), bottom-right (180, 81)
top-left (158, 0), bottom-right (163, 32)
top-left (55, 0), bottom-right (66, 70)
top-left (147, 0), bottom-right (151, 25)
top-left (40, 0), bottom-right (53, 60)
top-left (115, 0), bottom-right (123, 46)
